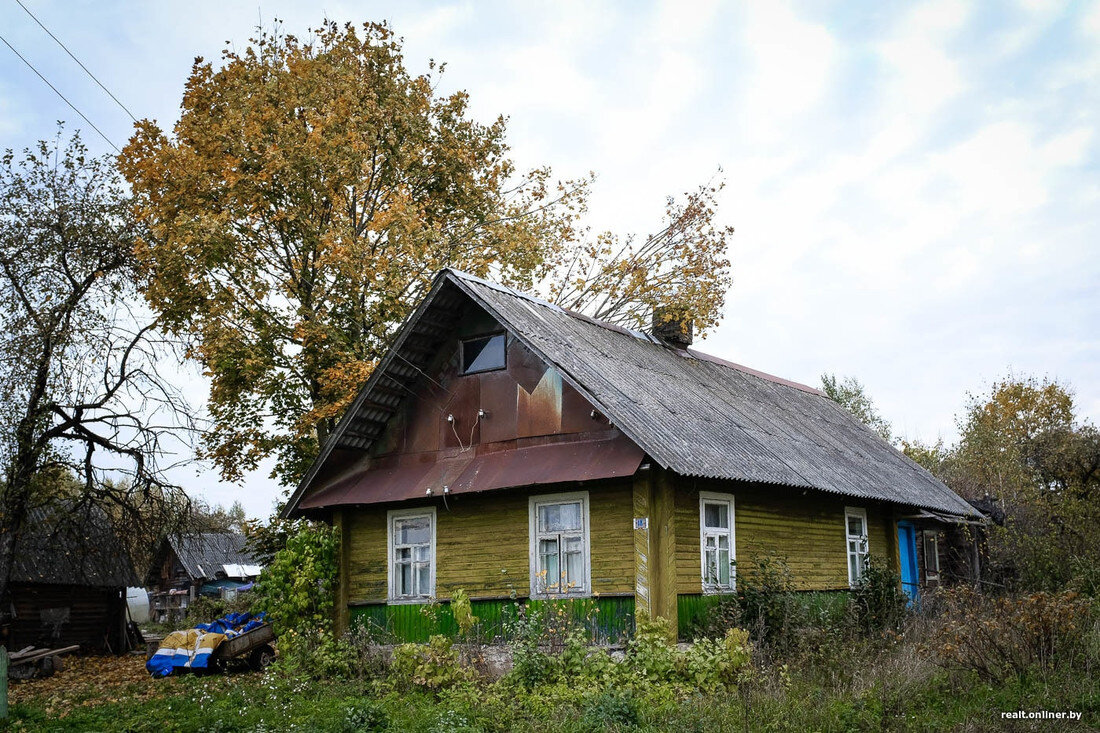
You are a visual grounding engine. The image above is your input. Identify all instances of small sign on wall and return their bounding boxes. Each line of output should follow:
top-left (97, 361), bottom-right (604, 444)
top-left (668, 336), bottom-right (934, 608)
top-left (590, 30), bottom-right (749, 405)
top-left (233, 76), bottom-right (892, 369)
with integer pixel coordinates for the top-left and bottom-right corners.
top-left (633, 517), bottom-right (649, 530)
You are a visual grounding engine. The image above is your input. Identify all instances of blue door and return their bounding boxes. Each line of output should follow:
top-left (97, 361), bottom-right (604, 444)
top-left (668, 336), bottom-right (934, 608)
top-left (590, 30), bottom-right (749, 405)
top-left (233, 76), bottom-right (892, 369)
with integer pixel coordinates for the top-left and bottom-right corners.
top-left (897, 521), bottom-right (920, 606)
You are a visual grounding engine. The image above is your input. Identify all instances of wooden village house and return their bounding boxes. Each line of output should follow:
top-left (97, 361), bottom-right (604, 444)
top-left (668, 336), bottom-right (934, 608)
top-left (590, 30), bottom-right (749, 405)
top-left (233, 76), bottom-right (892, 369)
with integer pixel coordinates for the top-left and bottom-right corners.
top-left (2, 505), bottom-right (139, 653)
top-left (283, 269), bottom-right (980, 641)
top-left (147, 532), bottom-right (261, 623)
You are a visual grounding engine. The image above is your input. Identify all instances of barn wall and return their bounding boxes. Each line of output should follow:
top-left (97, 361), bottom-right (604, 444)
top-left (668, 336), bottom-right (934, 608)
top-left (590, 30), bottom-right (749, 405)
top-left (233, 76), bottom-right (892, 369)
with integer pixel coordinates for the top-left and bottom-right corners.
top-left (343, 480), bottom-right (635, 604)
top-left (4, 583), bottom-right (125, 652)
top-left (673, 478), bottom-right (898, 594)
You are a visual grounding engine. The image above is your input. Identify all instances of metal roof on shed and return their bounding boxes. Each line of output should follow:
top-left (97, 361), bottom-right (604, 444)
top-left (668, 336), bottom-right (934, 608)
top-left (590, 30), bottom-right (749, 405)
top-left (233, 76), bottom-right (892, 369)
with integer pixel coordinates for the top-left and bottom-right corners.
top-left (286, 269), bottom-right (976, 519)
top-left (167, 532), bottom-right (259, 582)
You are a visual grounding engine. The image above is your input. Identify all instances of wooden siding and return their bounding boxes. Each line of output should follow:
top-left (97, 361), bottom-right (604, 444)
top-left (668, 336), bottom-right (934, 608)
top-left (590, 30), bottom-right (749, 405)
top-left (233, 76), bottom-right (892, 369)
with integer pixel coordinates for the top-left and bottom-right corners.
top-left (343, 481), bottom-right (635, 603)
top-left (346, 508), bottom-right (388, 601)
top-left (344, 474), bottom-right (900, 605)
top-left (674, 478), bottom-right (898, 593)
top-left (5, 584), bottom-right (126, 652)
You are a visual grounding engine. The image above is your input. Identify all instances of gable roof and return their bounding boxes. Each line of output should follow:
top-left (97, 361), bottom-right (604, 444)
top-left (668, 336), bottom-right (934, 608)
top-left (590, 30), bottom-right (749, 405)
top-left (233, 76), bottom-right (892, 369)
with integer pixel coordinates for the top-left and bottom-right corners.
top-left (11, 503), bottom-right (139, 588)
top-left (285, 269), bottom-right (976, 519)
top-left (167, 532), bottom-right (258, 581)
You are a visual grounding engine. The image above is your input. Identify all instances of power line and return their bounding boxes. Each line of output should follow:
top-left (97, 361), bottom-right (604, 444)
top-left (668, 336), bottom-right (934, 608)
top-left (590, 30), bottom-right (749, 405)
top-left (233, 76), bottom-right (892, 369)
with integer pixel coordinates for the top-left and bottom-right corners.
top-left (14, 0), bottom-right (138, 123)
top-left (0, 32), bottom-right (120, 152)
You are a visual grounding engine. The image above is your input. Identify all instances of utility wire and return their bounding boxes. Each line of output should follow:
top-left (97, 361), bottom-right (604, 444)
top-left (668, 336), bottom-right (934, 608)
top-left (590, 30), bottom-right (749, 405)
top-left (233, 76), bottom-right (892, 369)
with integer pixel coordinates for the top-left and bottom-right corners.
top-left (0, 32), bottom-right (120, 152)
top-left (14, 0), bottom-right (138, 123)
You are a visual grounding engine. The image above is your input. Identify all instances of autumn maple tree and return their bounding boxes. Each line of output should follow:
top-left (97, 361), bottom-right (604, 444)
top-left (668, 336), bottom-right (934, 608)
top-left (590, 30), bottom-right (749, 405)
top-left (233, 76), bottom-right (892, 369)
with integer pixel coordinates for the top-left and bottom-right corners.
top-left (120, 20), bottom-right (733, 487)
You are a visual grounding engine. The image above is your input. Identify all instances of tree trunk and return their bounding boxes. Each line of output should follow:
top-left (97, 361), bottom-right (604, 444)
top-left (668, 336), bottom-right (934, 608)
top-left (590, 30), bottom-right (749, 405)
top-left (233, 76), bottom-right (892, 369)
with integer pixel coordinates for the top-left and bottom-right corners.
top-left (0, 509), bottom-right (19, 629)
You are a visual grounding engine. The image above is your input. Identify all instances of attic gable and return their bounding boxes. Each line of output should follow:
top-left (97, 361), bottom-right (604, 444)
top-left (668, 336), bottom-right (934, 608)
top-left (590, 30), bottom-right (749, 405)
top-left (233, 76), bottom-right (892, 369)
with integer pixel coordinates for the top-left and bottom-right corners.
top-left (285, 273), bottom-right (637, 515)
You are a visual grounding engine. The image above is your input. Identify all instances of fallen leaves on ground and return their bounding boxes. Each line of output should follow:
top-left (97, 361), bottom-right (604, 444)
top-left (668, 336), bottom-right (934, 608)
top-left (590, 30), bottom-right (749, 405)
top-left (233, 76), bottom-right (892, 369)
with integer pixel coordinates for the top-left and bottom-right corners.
top-left (10, 653), bottom-right (179, 718)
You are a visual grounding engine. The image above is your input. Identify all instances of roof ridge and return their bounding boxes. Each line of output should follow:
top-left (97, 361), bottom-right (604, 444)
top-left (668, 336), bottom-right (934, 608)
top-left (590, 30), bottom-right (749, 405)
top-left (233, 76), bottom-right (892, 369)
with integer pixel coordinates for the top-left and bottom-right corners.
top-left (444, 268), bottom-right (821, 396)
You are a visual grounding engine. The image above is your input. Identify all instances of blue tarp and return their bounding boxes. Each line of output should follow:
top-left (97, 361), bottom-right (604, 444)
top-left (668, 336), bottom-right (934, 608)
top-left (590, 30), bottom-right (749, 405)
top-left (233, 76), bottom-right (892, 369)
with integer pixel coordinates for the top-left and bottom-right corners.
top-left (146, 611), bottom-right (267, 677)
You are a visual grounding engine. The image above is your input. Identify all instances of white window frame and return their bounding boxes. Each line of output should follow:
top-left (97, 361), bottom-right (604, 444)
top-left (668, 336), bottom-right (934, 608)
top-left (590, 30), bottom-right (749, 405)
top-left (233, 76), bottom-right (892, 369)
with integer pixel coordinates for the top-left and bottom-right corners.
top-left (845, 506), bottom-right (869, 588)
top-left (528, 491), bottom-right (591, 598)
top-left (387, 506), bottom-right (437, 603)
top-left (699, 491), bottom-right (736, 594)
top-left (923, 531), bottom-right (940, 579)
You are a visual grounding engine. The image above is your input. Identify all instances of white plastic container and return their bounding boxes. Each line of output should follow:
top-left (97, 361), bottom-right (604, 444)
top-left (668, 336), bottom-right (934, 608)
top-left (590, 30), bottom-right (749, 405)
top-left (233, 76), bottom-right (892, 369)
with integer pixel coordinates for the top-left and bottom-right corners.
top-left (126, 586), bottom-right (151, 624)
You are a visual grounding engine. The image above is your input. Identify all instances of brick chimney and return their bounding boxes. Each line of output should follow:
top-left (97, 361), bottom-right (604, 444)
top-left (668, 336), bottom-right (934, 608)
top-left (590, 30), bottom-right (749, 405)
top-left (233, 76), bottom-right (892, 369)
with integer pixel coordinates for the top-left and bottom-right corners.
top-left (652, 307), bottom-right (693, 348)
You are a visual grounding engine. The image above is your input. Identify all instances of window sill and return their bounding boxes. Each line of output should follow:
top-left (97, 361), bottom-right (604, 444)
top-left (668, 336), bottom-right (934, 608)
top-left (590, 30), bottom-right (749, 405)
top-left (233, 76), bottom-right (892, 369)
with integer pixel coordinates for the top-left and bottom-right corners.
top-left (701, 586), bottom-right (736, 596)
top-left (529, 591), bottom-right (591, 601)
top-left (387, 596), bottom-right (435, 605)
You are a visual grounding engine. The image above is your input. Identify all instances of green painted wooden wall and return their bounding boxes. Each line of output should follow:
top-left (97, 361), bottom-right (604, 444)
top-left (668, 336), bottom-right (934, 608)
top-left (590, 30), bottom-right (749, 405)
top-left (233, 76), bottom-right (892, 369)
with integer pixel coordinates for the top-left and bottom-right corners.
top-left (350, 596), bottom-right (635, 644)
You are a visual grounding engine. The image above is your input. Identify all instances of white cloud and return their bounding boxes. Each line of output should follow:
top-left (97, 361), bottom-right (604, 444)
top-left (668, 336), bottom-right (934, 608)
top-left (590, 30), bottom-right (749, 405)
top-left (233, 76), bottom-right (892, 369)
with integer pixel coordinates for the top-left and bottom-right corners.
top-left (739, 1), bottom-right (838, 144)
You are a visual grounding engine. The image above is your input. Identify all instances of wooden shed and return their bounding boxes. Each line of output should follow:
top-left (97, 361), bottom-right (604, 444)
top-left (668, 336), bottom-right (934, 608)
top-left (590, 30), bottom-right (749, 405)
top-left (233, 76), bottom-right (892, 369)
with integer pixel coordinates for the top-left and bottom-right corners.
top-left (283, 269), bottom-right (980, 641)
top-left (146, 532), bottom-right (261, 623)
top-left (2, 504), bottom-right (139, 653)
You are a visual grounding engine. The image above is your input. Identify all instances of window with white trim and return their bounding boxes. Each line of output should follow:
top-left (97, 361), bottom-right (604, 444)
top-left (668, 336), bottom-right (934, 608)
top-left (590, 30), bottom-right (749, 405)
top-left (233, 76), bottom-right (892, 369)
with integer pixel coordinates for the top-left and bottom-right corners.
top-left (923, 531), bottom-right (940, 578)
top-left (388, 508), bottom-right (436, 601)
top-left (529, 492), bottom-right (590, 596)
top-left (845, 507), bottom-right (869, 587)
top-left (699, 492), bottom-right (736, 592)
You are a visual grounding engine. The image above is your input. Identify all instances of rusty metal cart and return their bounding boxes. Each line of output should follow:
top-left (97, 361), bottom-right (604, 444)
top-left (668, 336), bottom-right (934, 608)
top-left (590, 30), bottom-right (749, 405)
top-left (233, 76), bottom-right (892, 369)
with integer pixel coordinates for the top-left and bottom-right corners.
top-left (209, 622), bottom-right (276, 671)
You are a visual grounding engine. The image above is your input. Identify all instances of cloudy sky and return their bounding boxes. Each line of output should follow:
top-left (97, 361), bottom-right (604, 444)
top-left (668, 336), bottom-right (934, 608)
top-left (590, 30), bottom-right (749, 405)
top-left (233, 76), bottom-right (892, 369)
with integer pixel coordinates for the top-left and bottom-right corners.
top-left (3, 1), bottom-right (1098, 518)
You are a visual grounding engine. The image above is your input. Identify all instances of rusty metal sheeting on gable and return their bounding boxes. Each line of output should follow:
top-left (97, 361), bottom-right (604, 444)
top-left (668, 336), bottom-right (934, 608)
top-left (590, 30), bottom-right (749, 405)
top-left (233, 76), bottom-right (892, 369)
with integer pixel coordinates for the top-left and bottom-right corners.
top-left (300, 432), bottom-right (643, 508)
top-left (443, 270), bottom-right (977, 518)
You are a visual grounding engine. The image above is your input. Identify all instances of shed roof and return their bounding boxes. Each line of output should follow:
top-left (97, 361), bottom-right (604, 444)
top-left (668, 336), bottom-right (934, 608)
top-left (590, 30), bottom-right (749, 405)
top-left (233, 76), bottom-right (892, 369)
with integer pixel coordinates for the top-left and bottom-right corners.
top-left (167, 532), bottom-right (258, 582)
top-left (286, 269), bottom-right (976, 519)
top-left (11, 503), bottom-right (139, 588)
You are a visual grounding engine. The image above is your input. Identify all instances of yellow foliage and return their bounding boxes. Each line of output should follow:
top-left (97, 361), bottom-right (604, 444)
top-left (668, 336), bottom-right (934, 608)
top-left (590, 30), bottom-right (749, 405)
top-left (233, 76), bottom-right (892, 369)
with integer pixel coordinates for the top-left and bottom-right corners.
top-left (119, 20), bottom-right (733, 486)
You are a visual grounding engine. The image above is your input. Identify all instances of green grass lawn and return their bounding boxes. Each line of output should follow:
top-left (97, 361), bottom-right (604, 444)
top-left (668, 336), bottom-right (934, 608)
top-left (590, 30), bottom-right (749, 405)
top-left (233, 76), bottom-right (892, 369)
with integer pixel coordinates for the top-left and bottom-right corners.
top-left (4, 653), bottom-right (1097, 732)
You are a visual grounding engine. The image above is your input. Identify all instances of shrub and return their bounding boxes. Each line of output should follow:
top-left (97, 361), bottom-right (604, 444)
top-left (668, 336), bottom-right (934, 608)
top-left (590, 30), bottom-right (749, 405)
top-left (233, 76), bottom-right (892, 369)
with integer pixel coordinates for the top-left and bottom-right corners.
top-left (277, 627), bottom-right (356, 679)
top-left (936, 588), bottom-right (1092, 682)
top-left (681, 628), bottom-right (752, 692)
top-left (624, 615), bottom-right (678, 684)
top-left (342, 698), bottom-right (389, 732)
top-left (503, 603), bottom-right (560, 690)
top-left (252, 522), bottom-right (338, 635)
top-left (850, 558), bottom-right (908, 633)
top-left (183, 593), bottom-right (254, 627)
top-left (737, 553), bottom-right (802, 649)
top-left (451, 588), bottom-right (479, 640)
top-left (251, 522), bottom-right (340, 674)
top-left (390, 635), bottom-right (477, 692)
top-left (580, 690), bottom-right (639, 730)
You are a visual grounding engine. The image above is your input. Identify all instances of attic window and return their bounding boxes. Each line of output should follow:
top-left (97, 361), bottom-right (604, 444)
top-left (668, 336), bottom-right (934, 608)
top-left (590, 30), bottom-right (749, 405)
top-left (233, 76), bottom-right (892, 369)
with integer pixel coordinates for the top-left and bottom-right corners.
top-left (461, 333), bottom-right (506, 374)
